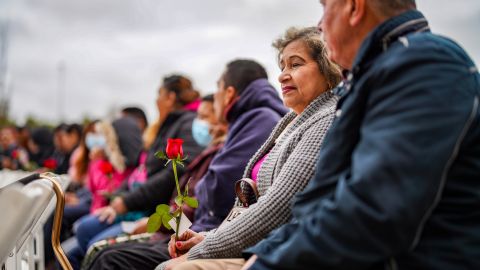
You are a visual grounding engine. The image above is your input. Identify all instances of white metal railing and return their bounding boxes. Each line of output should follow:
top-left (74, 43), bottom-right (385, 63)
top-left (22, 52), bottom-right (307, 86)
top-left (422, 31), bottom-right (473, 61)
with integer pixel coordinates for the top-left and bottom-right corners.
top-left (0, 172), bottom-right (71, 270)
top-left (0, 170), bottom-right (32, 189)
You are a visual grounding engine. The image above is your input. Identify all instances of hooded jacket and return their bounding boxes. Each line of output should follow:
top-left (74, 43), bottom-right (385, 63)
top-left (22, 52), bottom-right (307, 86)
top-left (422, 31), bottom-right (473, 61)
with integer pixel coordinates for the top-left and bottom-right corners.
top-left (192, 78), bottom-right (288, 232)
top-left (88, 118), bottom-right (143, 212)
top-left (112, 116), bottom-right (143, 168)
top-left (29, 127), bottom-right (55, 167)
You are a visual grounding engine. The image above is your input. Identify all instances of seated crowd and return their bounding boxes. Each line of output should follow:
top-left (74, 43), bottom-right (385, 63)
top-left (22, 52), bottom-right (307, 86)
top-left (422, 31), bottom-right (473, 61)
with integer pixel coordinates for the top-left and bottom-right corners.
top-left (1, 1), bottom-right (480, 270)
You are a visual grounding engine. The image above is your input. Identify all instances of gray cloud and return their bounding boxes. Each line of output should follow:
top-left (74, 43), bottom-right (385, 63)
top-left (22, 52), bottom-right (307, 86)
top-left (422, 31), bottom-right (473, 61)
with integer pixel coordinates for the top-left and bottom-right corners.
top-left (1, 0), bottom-right (479, 124)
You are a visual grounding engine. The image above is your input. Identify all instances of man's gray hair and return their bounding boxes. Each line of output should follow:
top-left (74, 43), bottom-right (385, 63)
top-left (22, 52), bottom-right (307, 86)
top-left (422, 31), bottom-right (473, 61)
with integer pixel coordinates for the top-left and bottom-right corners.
top-left (369, 0), bottom-right (416, 17)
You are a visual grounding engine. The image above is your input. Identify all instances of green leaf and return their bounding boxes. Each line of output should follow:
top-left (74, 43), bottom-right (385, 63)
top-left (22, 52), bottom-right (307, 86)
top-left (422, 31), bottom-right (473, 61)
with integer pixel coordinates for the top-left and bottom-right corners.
top-left (156, 204), bottom-right (170, 214)
top-left (174, 195), bottom-right (183, 207)
top-left (184, 196), bottom-right (199, 208)
top-left (147, 213), bottom-right (162, 233)
top-left (154, 151), bottom-right (167, 160)
top-left (162, 214), bottom-right (173, 230)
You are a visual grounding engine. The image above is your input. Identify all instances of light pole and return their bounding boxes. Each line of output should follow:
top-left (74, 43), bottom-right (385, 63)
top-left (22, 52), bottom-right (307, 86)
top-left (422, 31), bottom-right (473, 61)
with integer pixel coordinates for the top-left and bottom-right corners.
top-left (0, 21), bottom-right (10, 121)
top-left (57, 61), bottom-right (66, 122)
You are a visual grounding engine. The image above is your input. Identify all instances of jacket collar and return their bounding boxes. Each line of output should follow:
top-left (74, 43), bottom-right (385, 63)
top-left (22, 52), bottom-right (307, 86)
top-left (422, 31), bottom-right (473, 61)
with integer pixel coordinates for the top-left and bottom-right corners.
top-left (351, 10), bottom-right (430, 74)
top-left (163, 110), bottom-right (189, 126)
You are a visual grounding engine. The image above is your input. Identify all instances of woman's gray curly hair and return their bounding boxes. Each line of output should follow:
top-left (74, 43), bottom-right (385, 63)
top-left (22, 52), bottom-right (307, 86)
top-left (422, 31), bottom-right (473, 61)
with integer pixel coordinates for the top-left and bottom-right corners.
top-left (272, 26), bottom-right (342, 90)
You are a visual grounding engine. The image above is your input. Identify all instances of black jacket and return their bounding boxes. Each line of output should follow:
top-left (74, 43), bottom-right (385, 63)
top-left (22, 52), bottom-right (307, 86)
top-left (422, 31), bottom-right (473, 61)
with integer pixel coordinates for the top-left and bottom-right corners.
top-left (122, 111), bottom-right (204, 212)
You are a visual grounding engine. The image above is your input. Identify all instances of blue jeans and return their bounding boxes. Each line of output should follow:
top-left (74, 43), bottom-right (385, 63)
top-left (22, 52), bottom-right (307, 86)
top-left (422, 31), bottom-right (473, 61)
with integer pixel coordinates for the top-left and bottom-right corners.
top-left (67, 215), bottom-right (123, 269)
top-left (76, 214), bottom-right (123, 252)
top-left (44, 188), bottom-right (91, 265)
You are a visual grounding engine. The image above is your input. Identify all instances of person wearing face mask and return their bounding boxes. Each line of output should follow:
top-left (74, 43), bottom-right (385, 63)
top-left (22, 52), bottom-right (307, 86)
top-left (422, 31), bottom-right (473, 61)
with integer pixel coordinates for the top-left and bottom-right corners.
top-left (85, 133), bottom-right (106, 150)
top-left (191, 96), bottom-right (217, 147)
top-left (86, 60), bottom-right (287, 270)
top-left (63, 75), bottom-right (202, 269)
top-left (65, 118), bottom-right (143, 268)
top-left (86, 120), bottom-right (142, 213)
top-left (192, 118), bottom-right (212, 148)
top-left (157, 27), bottom-right (342, 270)
top-left (67, 122), bottom-right (98, 187)
top-left (79, 95), bottom-right (228, 270)
top-left (95, 75), bottom-right (204, 223)
top-left (170, 94), bottom-right (228, 222)
top-left (45, 118), bottom-right (143, 269)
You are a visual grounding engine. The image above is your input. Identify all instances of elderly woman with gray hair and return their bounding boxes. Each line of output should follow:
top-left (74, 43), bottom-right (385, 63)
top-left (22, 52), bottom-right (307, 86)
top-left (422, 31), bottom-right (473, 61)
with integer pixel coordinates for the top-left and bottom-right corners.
top-left (158, 26), bottom-right (343, 270)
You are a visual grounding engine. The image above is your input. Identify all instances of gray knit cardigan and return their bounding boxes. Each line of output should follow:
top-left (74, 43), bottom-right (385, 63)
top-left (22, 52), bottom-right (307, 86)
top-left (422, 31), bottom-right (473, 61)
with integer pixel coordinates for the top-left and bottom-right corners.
top-left (158, 91), bottom-right (337, 268)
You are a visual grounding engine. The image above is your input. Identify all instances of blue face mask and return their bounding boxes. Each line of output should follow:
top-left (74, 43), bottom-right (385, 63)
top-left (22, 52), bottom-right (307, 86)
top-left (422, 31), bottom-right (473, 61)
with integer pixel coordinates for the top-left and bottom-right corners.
top-left (85, 133), bottom-right (107, 150)
top-left (192, 118), bottom-right (212, 147)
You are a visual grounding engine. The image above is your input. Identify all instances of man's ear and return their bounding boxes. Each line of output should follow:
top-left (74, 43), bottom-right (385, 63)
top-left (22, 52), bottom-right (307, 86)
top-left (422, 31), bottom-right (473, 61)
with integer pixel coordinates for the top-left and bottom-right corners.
top-left (224, 86), bottom-right (237, 106)
top-left (349, 0), bottom-right (366, 27)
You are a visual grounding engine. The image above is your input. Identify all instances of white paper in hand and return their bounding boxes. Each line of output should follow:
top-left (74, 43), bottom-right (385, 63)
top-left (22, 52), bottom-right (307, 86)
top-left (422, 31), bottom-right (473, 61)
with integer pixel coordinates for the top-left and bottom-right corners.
top-left (168, 212), bottom-right (192, 236)
top-left (120, 221), bottom-right (138, 234)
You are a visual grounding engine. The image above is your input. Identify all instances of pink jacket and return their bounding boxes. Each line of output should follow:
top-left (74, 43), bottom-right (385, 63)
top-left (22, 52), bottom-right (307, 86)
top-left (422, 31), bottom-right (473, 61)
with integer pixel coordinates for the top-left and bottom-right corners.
top-left (87, 159), bottom-right (133, 213)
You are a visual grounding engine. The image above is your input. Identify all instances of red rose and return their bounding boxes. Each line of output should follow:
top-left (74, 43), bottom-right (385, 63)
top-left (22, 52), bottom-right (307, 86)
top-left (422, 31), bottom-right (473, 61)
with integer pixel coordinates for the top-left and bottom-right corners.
top-left (43, 158), bottom-right (58, 170)
top-left (11, 150), bottom-right (19, 160)
top-left (166, 138), bottom-right (184, 159)
top-left (99, 160), bottom-right (114, 175)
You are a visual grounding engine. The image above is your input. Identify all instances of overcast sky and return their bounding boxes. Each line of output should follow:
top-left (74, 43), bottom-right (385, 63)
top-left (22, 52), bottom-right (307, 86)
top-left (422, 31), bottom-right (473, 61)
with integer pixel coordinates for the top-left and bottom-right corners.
top-left (0, 0), bottom-right (479, 125)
